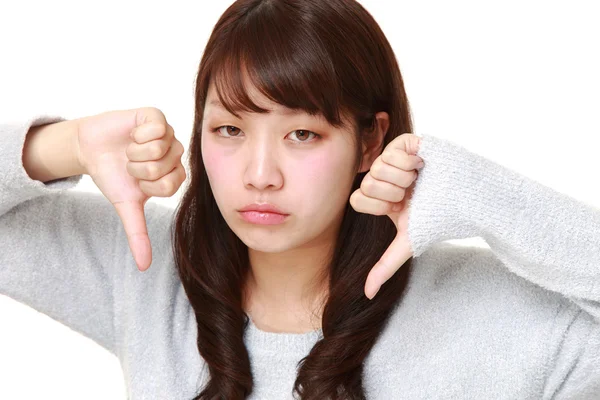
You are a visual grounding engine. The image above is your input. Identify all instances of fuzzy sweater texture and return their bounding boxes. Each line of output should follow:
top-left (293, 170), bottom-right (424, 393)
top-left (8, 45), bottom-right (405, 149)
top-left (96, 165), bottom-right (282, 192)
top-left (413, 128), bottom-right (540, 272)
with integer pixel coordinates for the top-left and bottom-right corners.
top-left (1, 115), bottom-right (599, 399)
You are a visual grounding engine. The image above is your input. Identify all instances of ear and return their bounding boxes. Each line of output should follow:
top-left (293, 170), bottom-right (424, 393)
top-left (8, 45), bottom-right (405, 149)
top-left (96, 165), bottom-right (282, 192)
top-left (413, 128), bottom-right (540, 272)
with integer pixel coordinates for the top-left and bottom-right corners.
top-left (357, 111), bottom-right (389, 173)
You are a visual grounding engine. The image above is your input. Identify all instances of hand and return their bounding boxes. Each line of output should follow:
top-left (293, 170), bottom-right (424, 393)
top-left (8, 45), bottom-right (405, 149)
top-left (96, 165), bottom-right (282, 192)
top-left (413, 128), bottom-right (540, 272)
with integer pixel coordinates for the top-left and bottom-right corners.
top-left (349, 133), bottom-right (423, 299)
top-left (75, 107), bottom-right (187, 272)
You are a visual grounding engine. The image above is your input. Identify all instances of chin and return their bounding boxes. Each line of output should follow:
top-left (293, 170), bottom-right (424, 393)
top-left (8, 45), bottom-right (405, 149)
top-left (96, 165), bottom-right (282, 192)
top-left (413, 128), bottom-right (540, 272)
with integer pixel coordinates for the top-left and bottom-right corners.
top-left (227, 224), bottom-right (292, 252)
top-left (240, 236), bottom-right (295, 253)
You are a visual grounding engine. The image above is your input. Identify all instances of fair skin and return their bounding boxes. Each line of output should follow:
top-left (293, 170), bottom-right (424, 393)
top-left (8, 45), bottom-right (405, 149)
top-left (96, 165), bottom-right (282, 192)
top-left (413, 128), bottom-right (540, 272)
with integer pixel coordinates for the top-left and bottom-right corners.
top-left (201, 79), bottom-right (387, 333)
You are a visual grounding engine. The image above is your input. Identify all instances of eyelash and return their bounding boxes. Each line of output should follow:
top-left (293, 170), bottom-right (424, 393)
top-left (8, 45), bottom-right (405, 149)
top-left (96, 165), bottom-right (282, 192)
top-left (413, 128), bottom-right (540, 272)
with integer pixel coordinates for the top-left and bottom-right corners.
top-left (210, 125), bottom-right (321, 143)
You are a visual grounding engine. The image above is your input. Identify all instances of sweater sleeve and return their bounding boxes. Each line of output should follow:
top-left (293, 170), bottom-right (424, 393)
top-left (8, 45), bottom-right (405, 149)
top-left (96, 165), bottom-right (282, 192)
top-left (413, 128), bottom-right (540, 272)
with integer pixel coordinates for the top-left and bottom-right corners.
top-left (407, 133), bottom-right (600, 322)
top-left (543, 310), bottom-right (600, 399)
top-left (0, 115), bottom-right (125, 356)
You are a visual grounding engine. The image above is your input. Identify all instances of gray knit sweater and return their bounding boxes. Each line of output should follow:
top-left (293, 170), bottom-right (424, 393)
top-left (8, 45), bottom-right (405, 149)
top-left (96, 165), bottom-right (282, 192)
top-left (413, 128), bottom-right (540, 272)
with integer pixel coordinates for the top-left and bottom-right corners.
top-left (1, 115), bottom-right (599, 399)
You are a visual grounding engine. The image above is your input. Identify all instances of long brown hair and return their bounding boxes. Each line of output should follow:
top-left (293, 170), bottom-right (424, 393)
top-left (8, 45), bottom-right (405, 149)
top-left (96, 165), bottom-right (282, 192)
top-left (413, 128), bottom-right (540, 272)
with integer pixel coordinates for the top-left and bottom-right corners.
top-left (172, 0), bottom-right (415, 398)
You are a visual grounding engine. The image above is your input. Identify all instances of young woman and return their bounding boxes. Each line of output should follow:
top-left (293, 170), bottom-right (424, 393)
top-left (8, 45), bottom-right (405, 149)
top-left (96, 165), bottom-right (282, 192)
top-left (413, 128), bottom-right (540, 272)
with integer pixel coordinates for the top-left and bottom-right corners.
top-left (1, 0), bottom-right (598, 399)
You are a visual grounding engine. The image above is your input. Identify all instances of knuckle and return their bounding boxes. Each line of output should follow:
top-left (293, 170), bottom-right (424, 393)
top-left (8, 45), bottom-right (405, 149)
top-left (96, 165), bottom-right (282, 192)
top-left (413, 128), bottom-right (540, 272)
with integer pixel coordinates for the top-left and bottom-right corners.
top-left (138, 180), bottom-right (148, 194)
top-left (370, 162), bottom-right (381, 176)
top-left (349, 190), bottom-right (357, 204)
top-left (177, 141), bottom-right (185, 157)
top-left (146, 163), bottom-right (160, 179)
top-left (151, 143), bottom-right (165, 159)
top-left (153, 122), bottom-right (167, 138)
top-left (144, 106), bottom-right (163, 118)
top-left (171, 182), bottom-right (179, 196)
top-left (396, 187), bottom-right (406, 201)
top-left (180, 165), bottom-right (188, 181)
top-left (349, 190), bottom-right (360, 207)
top-left (381, 149), bottom-right (394, 164)
top-left (141, 106), bottom-right (156, 113)
top-left (402, 171), bottom-right (417, 187)
top-left (361, 177), bottom-right (374, 192)
top-left (167, 124), bottom-right (176, 139)
top-left (161, 179), bottom-right (175, 195)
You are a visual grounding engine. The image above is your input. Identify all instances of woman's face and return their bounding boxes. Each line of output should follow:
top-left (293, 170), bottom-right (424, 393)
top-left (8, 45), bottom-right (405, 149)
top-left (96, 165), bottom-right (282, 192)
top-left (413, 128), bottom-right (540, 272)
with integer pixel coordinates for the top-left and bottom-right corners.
top-left (201, 80), bottom-right (359, 254)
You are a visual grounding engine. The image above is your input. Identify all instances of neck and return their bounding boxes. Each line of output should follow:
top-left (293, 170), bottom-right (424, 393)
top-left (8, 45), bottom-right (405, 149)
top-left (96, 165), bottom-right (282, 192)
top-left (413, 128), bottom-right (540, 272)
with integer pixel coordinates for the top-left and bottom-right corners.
top-left (242, 240), bottom-right (333, 333)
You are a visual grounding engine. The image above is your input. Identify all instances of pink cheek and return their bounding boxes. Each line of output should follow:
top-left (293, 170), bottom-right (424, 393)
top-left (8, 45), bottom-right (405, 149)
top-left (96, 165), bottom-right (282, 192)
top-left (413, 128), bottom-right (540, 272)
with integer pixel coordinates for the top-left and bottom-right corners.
top-left (298, 152), bottom-right (355, 202)
top-left (202, 148), bottom-right (241, 198)
top-left (303, 157), bottom-right (327, 179)
top-left (202, 143), bottom-right (226, 182)
top-left (203, 152), bottom-right (219, 176)
top-left (292, 155), bottom-right (335, 190)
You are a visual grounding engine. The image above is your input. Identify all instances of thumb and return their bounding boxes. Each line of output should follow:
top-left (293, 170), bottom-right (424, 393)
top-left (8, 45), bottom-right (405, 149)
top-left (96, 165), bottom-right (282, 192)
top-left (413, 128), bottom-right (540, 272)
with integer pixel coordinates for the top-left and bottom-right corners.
top-left (364, 231), bottom-right (412, 299)
top-left (113, 200), bottom-right (152, 272)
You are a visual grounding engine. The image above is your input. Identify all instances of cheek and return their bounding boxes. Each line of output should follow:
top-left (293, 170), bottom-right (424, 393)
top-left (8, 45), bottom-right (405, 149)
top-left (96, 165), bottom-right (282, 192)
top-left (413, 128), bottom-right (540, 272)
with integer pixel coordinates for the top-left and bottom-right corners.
top-left (296, 155), bottom-right (327, 182)
top-left (201, 140), bottom-right (237, 193)
top-left (292, 152), bottom-right (354, 213)
top-left (202, 147), bottom-right (219, 180)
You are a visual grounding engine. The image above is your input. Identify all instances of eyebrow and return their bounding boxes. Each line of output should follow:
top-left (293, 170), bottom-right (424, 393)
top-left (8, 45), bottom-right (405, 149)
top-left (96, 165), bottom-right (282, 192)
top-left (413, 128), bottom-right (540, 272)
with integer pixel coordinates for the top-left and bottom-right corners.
top-left (207, 99), bottom-right (305, 116)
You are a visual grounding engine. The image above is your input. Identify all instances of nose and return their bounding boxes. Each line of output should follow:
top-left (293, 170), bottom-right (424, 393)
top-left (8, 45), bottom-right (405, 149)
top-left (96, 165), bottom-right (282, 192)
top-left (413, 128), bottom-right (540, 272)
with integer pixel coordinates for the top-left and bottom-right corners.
top-left (242, 138), bottom-right (283, 191)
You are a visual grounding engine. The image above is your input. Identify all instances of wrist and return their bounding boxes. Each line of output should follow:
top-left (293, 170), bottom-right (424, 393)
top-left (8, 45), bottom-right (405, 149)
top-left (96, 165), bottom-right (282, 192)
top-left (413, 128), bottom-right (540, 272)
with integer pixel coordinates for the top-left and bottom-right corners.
top-left (70, 118), bottom-right (87, 175)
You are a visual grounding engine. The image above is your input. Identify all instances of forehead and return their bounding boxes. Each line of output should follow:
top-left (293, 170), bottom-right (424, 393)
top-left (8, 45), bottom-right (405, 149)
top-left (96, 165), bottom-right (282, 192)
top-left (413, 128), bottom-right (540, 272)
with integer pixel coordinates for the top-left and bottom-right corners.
top-left (205, 80), bottom-right (306, 117)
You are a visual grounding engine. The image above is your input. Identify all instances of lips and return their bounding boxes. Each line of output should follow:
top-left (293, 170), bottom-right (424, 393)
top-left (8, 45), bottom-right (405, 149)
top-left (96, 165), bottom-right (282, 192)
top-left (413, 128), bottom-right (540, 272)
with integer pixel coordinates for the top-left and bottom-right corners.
top-left (238, 203), bottom-right (289, 215)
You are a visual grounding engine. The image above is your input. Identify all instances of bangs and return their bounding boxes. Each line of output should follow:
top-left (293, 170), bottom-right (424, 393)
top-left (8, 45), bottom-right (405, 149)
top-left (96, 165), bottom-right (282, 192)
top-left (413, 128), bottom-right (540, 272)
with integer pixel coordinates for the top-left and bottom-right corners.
top-left (208, 6), bottom-right (353, 131)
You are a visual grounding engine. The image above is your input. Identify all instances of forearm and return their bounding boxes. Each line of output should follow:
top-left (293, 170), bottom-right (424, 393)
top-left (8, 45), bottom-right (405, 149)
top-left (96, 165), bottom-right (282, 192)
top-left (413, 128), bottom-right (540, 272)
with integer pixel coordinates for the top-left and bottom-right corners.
top-left (22, 119), bottom-right (86, 183)
top-left (410, 133), bottom-right (600, 317)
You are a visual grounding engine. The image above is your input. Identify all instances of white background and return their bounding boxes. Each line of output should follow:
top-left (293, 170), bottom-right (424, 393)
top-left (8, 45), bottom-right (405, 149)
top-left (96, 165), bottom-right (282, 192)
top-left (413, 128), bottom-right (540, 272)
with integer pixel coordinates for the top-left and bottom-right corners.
top-left (1, 0), bottom-right (599, 398)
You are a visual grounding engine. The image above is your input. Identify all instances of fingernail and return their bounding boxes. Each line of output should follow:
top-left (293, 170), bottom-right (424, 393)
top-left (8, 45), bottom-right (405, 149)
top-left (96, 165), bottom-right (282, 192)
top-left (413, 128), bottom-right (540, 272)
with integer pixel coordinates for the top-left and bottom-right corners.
top-left (366, 281), bottom-right (380, 299)
top-left (417, 161), bottom-right (425, 169)
top-left (369, 286), bottom-right (380, 300)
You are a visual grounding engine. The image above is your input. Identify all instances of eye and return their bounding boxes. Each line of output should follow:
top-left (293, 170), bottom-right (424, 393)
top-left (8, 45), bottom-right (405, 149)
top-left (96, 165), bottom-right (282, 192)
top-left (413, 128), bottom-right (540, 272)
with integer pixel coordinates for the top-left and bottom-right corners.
top-left (287, 129), bottom-right (320, 143)
top-left (212, 125), bottom-right (242, 137)
top-left (210, 125), bottom-right (321, 143)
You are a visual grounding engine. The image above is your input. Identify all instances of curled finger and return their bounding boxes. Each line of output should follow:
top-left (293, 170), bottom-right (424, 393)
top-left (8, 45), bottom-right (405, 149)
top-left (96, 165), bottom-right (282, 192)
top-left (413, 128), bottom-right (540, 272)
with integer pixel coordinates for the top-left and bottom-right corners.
top-left (360, 174), bottom-right (407, 203)
top-left (349, 187), bottom-right (401, 216)
top-left (127, 138), bottom-right (171, 162)
top-left (131, 122), bottom-right (174, 144)
top-left (370, 161), bottom-right (418, 189)
top-left (139, 163), bottom-right (187, 197)
top-left (127, 140), bottom-right (185, 181)
top-left (381, 148), bottom-right (423, 171)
